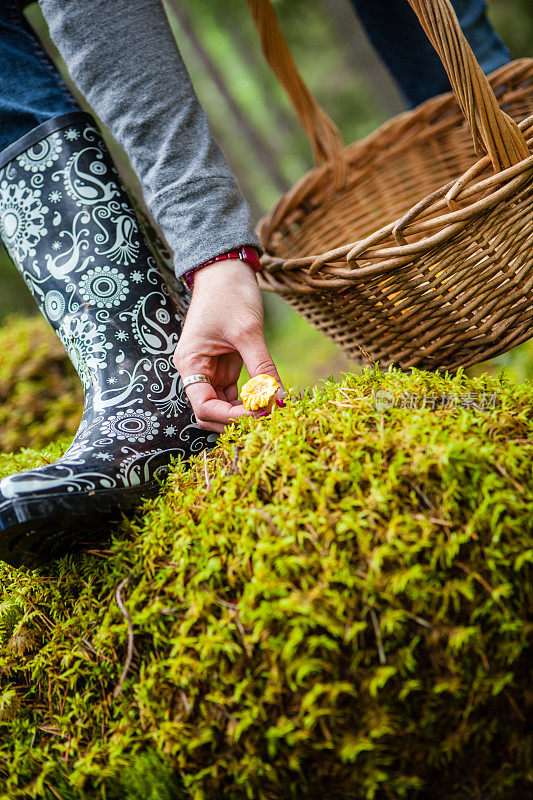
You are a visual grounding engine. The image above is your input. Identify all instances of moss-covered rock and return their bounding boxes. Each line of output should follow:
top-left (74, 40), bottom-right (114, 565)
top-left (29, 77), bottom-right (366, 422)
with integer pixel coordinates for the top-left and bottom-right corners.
top-left (0, 365), bottom-right (531, 799)
top-left (0, 316), bottom-right (82, 452)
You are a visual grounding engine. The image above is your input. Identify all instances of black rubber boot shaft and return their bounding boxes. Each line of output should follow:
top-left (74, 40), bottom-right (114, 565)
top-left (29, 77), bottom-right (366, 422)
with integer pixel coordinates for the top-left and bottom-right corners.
top-left (0, 112), bottom-right (215, 566)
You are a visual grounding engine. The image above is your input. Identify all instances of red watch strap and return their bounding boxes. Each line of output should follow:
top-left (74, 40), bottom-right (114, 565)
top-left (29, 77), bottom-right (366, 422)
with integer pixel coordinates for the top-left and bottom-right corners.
top-left (183, 246), bottom-right (261, 291)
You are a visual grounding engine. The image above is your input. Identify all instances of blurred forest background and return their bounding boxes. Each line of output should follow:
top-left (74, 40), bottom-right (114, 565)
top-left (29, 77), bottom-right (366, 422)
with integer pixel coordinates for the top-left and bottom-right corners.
top-left (2, 0), bottom-right (533, 388)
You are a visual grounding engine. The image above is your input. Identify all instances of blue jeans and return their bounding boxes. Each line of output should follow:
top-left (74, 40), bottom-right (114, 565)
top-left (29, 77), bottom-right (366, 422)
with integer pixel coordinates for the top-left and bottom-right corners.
top-left (0, 1), bottom-right (77, 152)
top-left (350, 0), bottom-right (510, 108)
top-left (0, 0), bottom-right (511, 153)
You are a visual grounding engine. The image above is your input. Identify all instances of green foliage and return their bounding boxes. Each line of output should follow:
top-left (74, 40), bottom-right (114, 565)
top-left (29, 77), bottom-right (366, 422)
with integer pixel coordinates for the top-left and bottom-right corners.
top-left (0, 247), bottom-right (36, 323)
top-left (105, 749), bottom-right (187, 800)
top-left (471, 337), bottom-right (533, 383)
top-left (0, 364), bottom-right (531, 799)
top-left (490, 0), bottom-right (533, 59)
top-left (0, 316), bottom-right (82, 452)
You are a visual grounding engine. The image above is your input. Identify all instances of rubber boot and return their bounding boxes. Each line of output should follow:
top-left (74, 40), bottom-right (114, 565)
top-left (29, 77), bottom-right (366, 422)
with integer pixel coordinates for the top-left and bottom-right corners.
top-left (0, 112), bottom-right (215, 566)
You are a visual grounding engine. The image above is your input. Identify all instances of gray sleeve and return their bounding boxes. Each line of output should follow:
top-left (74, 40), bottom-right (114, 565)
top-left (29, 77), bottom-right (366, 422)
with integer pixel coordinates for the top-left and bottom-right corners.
top-left (38, 0), bottom-right (262, 278)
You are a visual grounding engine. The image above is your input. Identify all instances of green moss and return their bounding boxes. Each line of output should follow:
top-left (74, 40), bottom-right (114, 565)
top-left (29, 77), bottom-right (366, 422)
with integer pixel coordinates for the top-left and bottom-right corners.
top-left (0, 316), bottom-right (82, 452)
top-left (0, 361), bottom-right (531, 799)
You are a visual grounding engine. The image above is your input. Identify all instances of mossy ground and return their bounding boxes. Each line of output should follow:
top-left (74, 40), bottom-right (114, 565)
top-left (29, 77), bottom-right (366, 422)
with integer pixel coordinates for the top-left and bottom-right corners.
top-left (0, 323), bottom-right (532, 800)
top-left (0, 317), bottom-right (82, 452)
top-left (0, 369), bottom-right (533, 800)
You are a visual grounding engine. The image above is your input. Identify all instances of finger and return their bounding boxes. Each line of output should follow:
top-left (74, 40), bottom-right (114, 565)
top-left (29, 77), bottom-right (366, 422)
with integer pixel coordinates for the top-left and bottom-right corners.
top-left (184, 380), bottom-right (248, 430)
top-left (239, 339), bottom-right (285, 395)
top-left (213, 386), bottom-right (244, 410)
top-left (201, 421), bottom-right (225, 434)
top-left (225, 383), bottom-right (239, 402)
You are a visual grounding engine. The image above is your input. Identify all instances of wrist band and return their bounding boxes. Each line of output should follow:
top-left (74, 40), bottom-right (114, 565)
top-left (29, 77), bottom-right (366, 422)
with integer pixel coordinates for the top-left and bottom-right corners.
top-left (183, 245), bottom-right (261, 291)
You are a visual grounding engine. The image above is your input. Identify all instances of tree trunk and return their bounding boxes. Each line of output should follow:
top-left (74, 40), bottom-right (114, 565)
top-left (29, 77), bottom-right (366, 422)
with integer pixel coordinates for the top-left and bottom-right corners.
top-left (208, 2), bottom-right (310, 175)
top-left (322, 0), bottom-right (404, 117)
top-left (166, 0), bottom-right (290, 197)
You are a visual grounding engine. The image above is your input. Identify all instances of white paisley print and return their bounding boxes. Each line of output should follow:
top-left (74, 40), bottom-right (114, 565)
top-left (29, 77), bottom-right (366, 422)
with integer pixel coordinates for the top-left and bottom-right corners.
top-left (0, 114), bottom-right (214, 508)
top-left (78, 265), bottom-right (129, 308)
top-left (16, 132), bottom-right (62, 173)
top-left (44, 289), bottom-right (66, 322)
top-left (99, 409), bottom-right (160, 443)
top-left (58, 311), bottom-right (112, 389)
top-left (0, 179), bottom-right (48, 261)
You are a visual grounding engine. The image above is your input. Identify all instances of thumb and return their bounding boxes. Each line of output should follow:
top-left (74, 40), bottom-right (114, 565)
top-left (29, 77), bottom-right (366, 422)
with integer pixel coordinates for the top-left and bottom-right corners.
top-left (239, 336), bottom-right (285, 398)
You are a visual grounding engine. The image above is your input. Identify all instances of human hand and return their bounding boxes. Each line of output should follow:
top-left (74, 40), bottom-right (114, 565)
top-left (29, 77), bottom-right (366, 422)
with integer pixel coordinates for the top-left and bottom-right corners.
top-left (173, 259), bottom-right (284, 432)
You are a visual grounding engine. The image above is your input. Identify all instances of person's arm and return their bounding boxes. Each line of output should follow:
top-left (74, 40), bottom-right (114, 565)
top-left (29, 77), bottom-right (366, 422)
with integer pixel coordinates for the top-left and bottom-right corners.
top-left (39, 0), bottom-right (260, 276)
top-left (39, 0), bottom-right (282, 430)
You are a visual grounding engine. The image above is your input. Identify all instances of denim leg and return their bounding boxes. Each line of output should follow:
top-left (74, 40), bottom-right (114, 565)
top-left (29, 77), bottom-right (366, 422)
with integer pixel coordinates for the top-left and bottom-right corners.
top-left (350, 0), bottom-right (511, 108)
top-left (0, 0), bottom-right (78, 152)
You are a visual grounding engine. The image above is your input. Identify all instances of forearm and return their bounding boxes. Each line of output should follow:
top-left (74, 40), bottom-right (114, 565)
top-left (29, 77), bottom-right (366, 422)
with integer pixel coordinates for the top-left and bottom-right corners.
top-left (39, 0), bottom-right (261, 277)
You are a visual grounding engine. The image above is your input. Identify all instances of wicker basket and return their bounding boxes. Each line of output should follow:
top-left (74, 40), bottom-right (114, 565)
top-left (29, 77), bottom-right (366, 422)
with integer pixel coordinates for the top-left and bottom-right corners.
top-left (247, 0), bottom-right (533, 371)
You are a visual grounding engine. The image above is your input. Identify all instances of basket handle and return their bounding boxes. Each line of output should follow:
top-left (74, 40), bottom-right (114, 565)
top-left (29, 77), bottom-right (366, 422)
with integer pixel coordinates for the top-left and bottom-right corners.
top-left (246, 0), bottom-right (530, 173)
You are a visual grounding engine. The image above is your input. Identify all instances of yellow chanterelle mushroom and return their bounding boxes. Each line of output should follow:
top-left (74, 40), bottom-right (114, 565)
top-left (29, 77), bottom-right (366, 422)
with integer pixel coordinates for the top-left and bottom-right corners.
top-left (241, 374), bottom-right (280, 412)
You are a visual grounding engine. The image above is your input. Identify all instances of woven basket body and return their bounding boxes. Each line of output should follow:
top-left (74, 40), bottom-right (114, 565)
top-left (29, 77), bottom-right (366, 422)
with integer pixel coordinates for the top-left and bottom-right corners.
top-left (248, 1), bottom-right (533, 371)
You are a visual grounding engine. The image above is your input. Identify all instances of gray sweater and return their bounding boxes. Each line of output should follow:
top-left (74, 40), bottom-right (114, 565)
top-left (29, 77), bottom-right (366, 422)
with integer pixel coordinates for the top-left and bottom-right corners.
top-left (39, 0), bottom-right (262, 279)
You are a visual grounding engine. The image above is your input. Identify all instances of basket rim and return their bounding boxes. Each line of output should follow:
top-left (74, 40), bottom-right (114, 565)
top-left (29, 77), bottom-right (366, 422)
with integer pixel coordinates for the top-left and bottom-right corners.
top-left (257, 58), bottom-right (533, 286)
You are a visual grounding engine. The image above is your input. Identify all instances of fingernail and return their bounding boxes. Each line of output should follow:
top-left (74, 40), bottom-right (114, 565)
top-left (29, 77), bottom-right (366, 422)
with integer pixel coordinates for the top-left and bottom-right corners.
top-left (255, 410), bottom-right (269, 418)
top-left (275, 397), bottom-right (286, 408)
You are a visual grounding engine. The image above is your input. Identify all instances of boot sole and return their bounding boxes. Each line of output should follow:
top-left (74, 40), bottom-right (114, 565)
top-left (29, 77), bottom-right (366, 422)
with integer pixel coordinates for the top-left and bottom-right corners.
top-left (0, 481), bottom-right (162, 567)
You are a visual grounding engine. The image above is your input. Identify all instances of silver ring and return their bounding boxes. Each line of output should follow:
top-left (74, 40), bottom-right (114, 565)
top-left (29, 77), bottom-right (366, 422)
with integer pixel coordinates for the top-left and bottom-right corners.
top-left (182, 374), bottom-right (211, 389)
